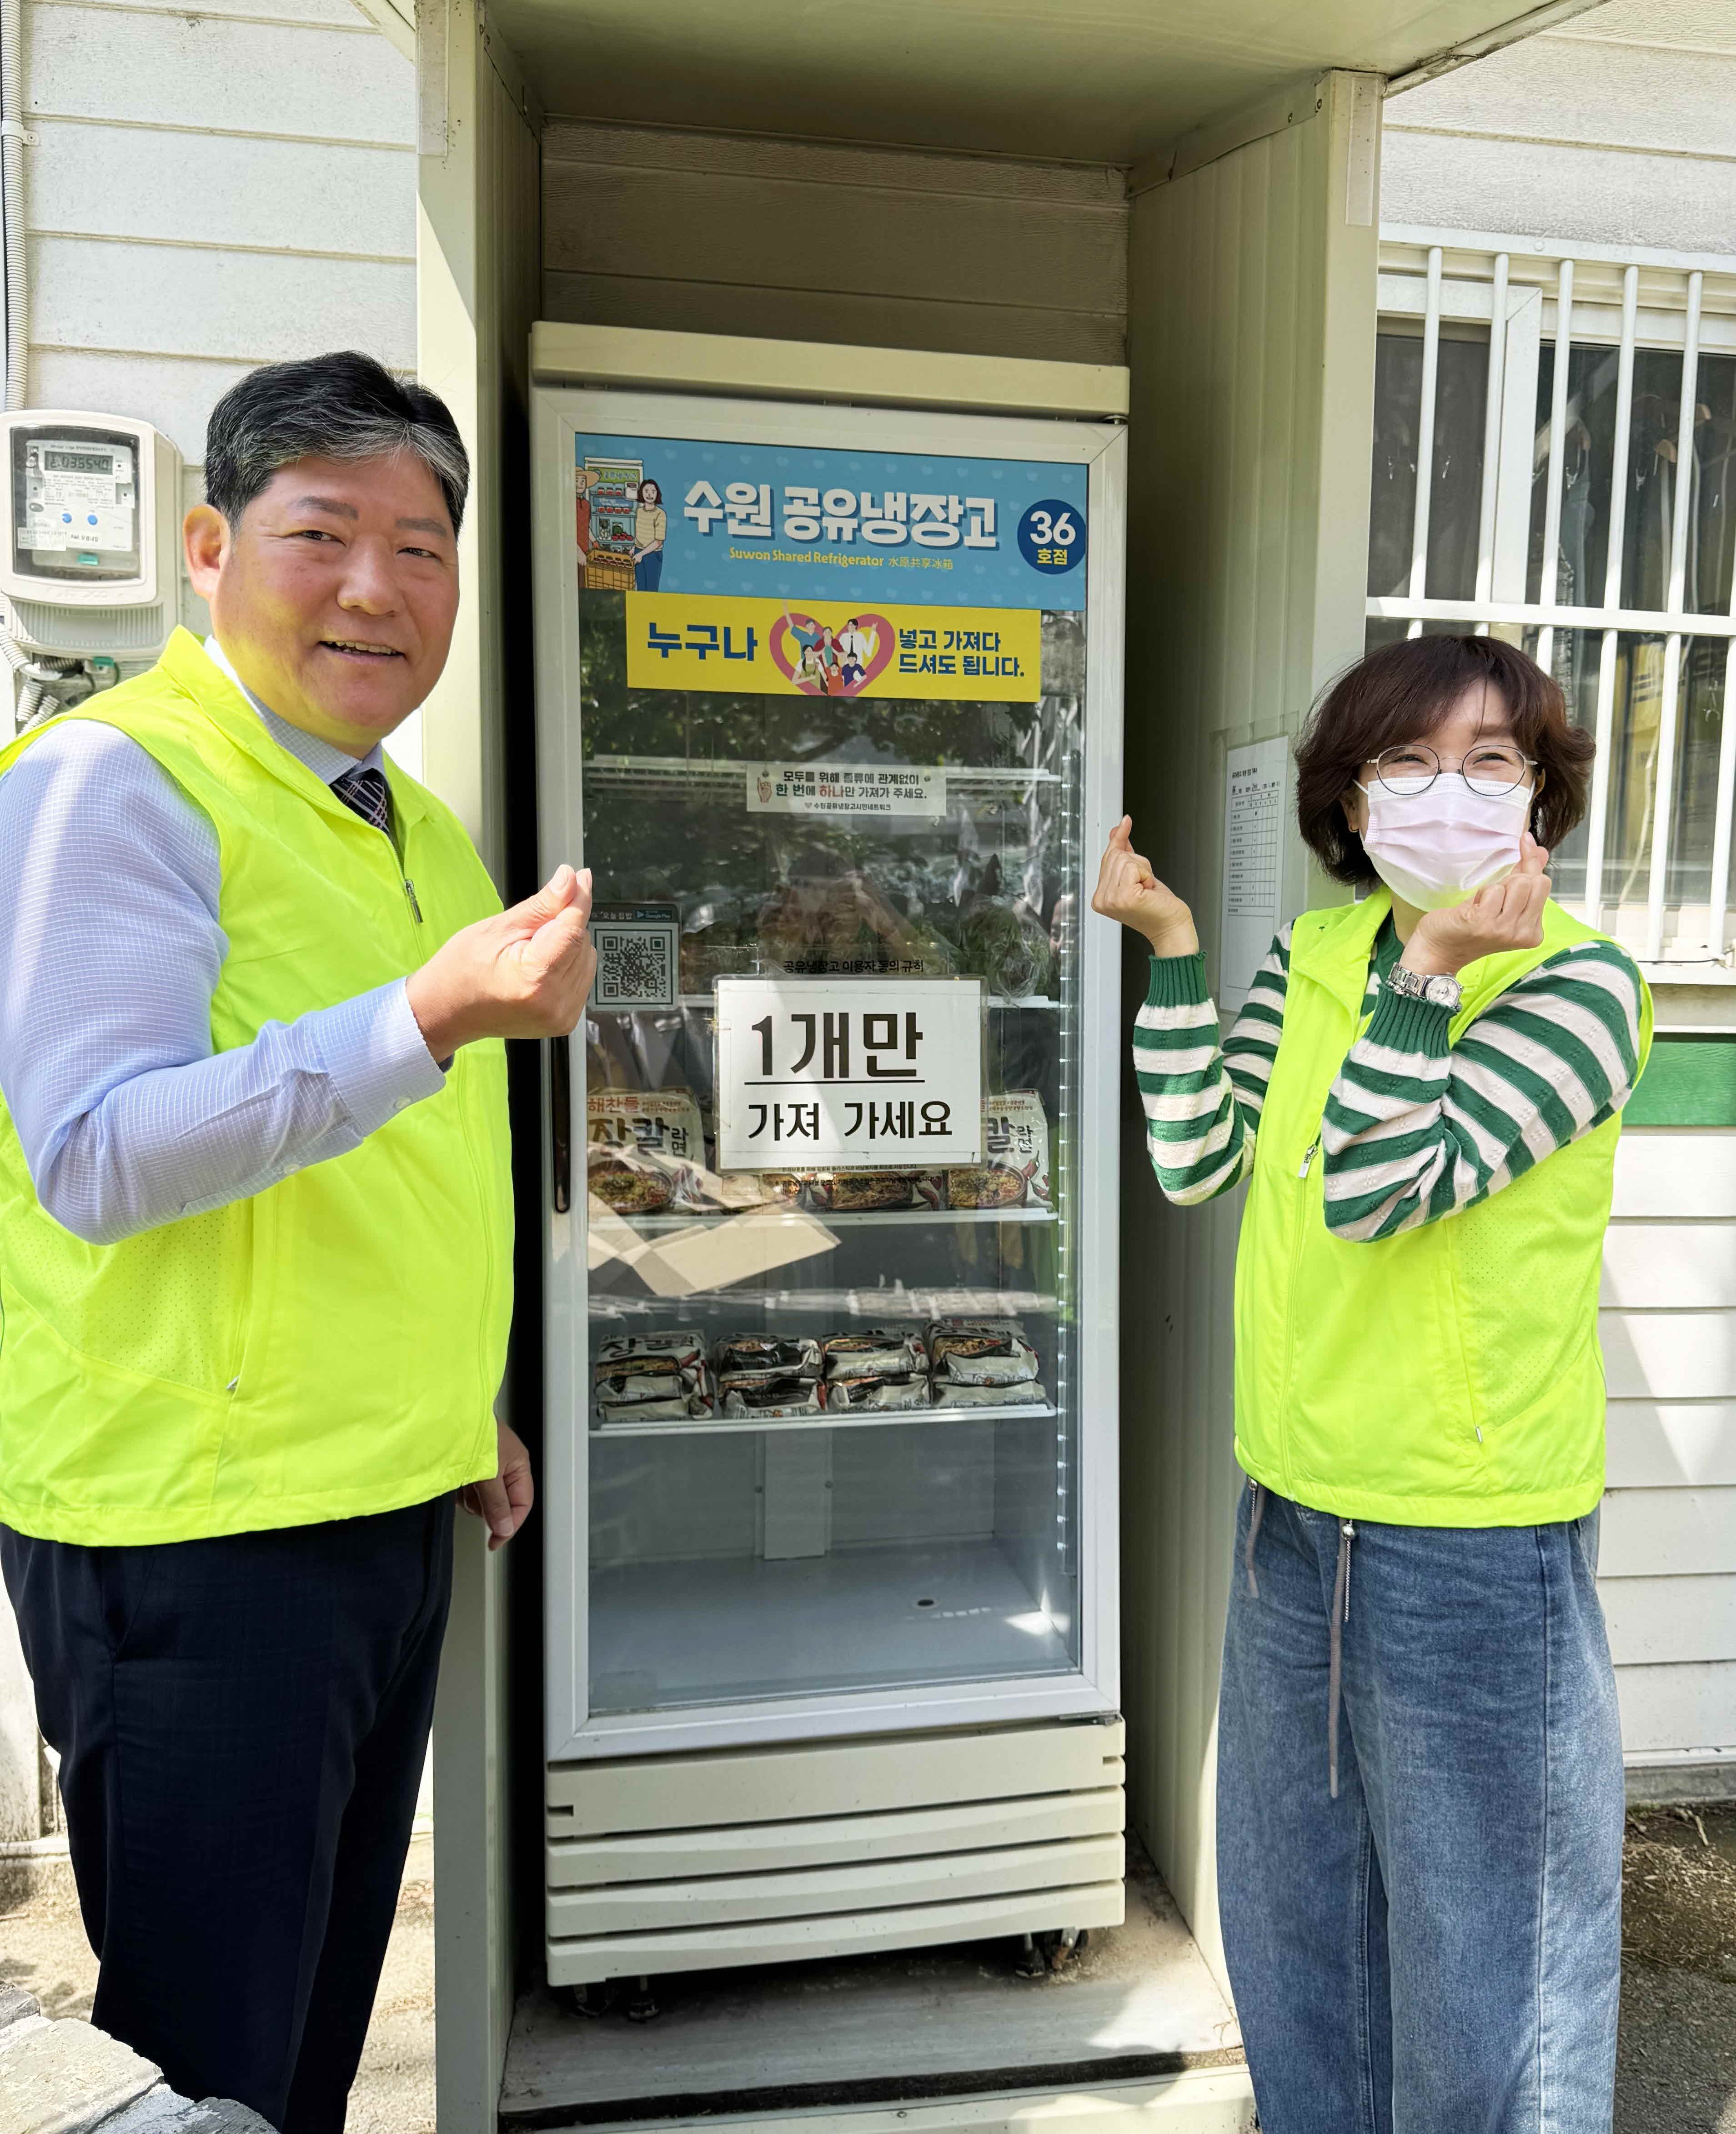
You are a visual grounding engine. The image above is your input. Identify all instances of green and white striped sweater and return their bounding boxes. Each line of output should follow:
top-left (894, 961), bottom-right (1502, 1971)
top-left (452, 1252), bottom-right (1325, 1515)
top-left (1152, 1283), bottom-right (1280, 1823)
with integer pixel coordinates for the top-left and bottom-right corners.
top-left (1134, 917), bottom-right (1644, 1241)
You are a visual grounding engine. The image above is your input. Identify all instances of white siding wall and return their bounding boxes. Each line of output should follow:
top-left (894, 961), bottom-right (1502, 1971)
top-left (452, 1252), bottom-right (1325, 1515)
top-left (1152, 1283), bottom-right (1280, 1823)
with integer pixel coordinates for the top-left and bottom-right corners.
top-left (1383, 0), bottom-right (1736, 251)
top-left (20, 0), bottom-right (417, 640)
top-left (1604, 1129), bottom-right (1736, 1771)
top-left (0, 0), bottom-right (418, 1849)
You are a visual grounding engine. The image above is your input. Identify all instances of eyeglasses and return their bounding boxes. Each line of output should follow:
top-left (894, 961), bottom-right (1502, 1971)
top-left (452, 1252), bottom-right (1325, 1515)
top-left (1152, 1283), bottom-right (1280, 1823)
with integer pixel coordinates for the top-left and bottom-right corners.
top-left (1370, 742), bottom-right (1537, 798)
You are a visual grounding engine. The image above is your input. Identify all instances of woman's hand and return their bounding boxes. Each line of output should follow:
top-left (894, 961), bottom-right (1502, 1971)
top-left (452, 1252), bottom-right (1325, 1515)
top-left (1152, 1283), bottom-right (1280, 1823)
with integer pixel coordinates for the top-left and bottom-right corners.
top-left (1402, 832), bottom-right (1551, 978)
top-left (1091, 817), bottom-right (1200, 957)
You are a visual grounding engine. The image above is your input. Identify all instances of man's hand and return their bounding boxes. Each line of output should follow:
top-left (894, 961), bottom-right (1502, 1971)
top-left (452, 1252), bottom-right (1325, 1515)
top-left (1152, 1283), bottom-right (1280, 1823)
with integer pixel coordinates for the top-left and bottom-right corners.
top-left (1401, 833), bottom-right (1551, 978)
top-left (459, 1419), bottom-right (534, 1550)
top-left (406, 864), bottom-right (596, 1059)
top-left (1090, 816), bottom-right (1200, 957)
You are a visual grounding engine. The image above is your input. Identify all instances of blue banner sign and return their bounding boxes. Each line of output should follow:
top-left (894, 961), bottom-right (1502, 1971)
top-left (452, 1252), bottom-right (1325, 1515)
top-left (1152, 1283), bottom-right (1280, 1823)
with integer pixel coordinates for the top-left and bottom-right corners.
top-left (572, 433), bottom-right (1088, 611)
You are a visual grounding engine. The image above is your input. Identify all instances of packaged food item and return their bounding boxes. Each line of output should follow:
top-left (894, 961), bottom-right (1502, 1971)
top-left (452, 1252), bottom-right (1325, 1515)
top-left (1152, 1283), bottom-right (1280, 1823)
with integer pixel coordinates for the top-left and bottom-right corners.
top-left (595, 1378), bottom-right (716, 1422)
top-left (595, 1330), bottom-right (706, 1376)
top-left (947, 1093), bottom-right (1051, 1210)
top-left (928, 1317), bottom-right (1041, 1387)
top-left (715, 1333), bottom-right (822, 1378)
top-left (587, 1089), bottom-right (708, 1213)
top-left (828, 1373), bottom-right (931, 1412)
top-left (807, 1172), bottom-right (943, 1212)
top-left (958, 897), bottom-right (1054, 1000)
top-left (821, 1327), bottom-right (928, 1381)
top-left (933, 1379), bottom-right (1048, 1410)
top-left (592, 1329), bottom-right (715, 1422)
top-left (702, 1168), bottom-right (808, 1212)
top-left (717, 1370), bottom-right (827, 1420)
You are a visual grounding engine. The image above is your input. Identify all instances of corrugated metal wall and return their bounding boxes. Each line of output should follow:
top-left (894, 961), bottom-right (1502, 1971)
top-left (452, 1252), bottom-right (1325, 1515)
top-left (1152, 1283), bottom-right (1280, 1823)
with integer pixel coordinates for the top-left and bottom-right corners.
top-left (538, 120), bottom-right (1127, 366)
top-left (20, 0), bottom-right (416, 632)
top-left (1120, 73), bottom-right (1382, 1980)
top-left (416, 1), bottom-right (542, 2119)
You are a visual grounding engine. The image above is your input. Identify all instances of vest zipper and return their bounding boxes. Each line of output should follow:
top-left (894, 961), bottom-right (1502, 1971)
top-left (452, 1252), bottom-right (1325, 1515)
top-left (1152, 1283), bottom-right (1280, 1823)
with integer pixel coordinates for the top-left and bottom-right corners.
top-left (403, 877), bottom-right (424, 925)
top-left (1297, 1136), bottom-right (1320, 1179)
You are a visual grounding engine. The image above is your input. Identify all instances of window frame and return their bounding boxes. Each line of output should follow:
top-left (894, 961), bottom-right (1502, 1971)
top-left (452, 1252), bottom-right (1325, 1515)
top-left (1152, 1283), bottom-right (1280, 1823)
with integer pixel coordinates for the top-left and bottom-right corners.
top-left (1374, 227), bottom-right (1736, 983)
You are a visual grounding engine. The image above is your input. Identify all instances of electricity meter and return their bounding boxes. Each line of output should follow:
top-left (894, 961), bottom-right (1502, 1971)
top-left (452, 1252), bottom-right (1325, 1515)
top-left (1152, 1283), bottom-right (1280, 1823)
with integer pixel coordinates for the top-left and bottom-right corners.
top-left (1, 411), bottom-right (182, 664)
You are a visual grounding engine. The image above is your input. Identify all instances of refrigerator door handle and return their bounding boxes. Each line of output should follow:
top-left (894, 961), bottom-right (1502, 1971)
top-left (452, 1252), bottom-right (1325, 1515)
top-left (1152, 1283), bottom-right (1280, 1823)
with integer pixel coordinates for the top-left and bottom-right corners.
top-left (551, 1032), bottom-right (572, 1212)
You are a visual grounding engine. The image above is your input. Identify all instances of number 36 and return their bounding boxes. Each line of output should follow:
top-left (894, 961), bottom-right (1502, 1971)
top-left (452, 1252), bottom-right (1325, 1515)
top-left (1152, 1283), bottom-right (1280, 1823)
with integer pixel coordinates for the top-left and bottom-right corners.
top-left (1028, 509), bottom-right (1079, 546)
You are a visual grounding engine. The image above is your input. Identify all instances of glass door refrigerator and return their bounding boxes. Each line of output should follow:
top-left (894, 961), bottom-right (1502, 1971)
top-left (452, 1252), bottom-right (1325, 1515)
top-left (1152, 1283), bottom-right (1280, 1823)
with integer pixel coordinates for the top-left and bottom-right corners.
top-left (531, 373), bottom-right (1126, 1993)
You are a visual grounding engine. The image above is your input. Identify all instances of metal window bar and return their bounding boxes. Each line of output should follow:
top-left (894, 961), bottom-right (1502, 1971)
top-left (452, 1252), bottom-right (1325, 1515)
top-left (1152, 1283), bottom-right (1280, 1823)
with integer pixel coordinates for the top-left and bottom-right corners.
top-left (1643, 270), bottom-right (1704, 963)
top-left (1407, 247), bottom-right (1444, 638)
top-left (1580, 265), bottom-right (1640, 932)
top-left (1534, 259), bottom-right (1574, 675)
top-left (1472, 252), bottom-right (1511, 623)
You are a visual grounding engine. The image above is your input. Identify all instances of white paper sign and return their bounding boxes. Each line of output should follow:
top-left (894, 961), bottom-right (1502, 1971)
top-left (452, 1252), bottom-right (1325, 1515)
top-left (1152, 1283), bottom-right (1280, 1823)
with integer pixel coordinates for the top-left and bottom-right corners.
top-left (715, 977), bottom-right (982, 1171)
top-left (1219, 736), bottom-right (1289, 1015)
top-left (745, 764), bottom-right (945, 818)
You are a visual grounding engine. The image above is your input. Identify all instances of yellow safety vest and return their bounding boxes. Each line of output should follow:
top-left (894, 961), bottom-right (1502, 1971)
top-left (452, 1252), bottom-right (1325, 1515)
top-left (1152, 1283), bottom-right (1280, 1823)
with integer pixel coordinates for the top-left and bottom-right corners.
top-left (1234, 889), bottom-right (1652, 1527)
top-left (0, 629), bottom-right (513, 1544)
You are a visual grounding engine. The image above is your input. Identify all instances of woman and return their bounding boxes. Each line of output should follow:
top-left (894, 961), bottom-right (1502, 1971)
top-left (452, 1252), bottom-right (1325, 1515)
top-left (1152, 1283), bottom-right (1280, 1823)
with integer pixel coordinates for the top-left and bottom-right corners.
top-left (1094, 634), bottom-right (1650, 2134)
top-left (632, 477), bottom-right (667, 591)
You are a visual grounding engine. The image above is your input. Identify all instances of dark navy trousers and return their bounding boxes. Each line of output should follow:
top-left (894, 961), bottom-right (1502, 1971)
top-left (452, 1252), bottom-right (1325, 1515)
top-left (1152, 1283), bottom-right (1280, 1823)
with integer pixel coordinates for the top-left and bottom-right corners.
top-left (0, 1497), bottom-right (453, 2133)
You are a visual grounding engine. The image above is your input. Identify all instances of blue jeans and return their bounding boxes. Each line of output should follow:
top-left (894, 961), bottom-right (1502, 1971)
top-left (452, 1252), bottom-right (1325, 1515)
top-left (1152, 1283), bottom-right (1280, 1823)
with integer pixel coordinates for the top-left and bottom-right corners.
top-left (1218, 1483), bottom-right (1623, 2134)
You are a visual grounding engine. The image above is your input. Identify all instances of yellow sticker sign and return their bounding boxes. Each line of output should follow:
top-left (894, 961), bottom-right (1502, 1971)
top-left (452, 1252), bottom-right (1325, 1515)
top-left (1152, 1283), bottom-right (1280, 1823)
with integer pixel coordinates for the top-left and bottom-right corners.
top-left (624, 593), bottom-right (1042, 702)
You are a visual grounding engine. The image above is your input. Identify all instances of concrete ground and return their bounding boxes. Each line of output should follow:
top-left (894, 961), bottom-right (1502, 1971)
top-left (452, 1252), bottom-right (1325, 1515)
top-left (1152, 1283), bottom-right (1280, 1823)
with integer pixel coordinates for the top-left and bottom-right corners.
top-left (0, 1833), bottom-right (435, 2134)
top-left (1, 1811), bottom-right (1732, 2130)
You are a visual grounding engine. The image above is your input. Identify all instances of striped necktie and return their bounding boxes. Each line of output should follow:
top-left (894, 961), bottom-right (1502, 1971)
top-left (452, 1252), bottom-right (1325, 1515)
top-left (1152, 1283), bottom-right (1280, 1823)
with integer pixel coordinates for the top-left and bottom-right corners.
top-left (333, 764), bottom-right (392, 835)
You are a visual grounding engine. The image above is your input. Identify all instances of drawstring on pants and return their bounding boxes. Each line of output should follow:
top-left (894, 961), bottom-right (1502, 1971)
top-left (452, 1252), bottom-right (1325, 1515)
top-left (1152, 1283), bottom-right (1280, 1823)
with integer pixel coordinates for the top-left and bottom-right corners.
top-left (1327, 1519), bottom-right (1356, 1799)
top-left (1244, 1481), bottom-right (1266, 1598)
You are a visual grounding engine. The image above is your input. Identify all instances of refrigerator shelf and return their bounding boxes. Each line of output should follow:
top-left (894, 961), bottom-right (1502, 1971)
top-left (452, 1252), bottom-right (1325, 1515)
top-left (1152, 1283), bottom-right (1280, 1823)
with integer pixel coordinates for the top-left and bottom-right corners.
top-left (641, 994), bottom-right (1061, 1012)
top-left (588, 1287), bottom-right (1064, 1319)
top-left (596, 1206), bottom-right (1056, 1232)
top-left (583, 755), bottom-right (1063, 798)
top-left (592, 1401), bottom-right (1059, 1439)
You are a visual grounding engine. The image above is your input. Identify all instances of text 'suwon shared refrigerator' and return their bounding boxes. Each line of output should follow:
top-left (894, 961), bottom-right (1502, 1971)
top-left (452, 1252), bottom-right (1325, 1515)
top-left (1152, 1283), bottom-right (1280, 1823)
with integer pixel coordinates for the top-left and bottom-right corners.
top-left (532, 376), bottom-right (1127, 1988)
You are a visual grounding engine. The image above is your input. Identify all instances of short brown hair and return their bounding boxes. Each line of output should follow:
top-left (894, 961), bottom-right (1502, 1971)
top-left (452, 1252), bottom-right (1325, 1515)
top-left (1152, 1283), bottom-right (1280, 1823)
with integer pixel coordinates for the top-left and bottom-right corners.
top-left (1294, 635), bottom-right (1595, 887)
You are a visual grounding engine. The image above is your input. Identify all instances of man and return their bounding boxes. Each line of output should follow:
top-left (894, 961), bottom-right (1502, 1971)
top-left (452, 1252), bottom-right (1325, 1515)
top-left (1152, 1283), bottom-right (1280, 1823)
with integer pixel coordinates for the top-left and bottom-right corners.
top-left (0, 351), bottom-right (594, 2130)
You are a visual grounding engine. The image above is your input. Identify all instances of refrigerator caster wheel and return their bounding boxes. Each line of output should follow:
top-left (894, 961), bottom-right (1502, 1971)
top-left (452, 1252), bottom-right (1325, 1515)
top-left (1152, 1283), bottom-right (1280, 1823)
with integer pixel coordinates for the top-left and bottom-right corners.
top-left (1014, 1934), bottom-right (1045, 1980)
top-left (568, 1982), bottom-right (613, 2019)
top-left (624, 1976), bottom-right (661, 2023)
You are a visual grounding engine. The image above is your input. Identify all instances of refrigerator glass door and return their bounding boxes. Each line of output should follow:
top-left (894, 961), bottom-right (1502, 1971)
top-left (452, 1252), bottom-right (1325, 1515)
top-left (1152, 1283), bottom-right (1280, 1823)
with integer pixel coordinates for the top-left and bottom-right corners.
top-left (537, 391), bottom-right (1123, 1755)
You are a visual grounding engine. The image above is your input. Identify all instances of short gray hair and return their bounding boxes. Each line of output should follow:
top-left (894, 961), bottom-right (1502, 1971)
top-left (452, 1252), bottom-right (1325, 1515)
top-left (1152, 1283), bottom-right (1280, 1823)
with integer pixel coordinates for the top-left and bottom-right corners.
top-left (204, 350), bottom-right (470, 535)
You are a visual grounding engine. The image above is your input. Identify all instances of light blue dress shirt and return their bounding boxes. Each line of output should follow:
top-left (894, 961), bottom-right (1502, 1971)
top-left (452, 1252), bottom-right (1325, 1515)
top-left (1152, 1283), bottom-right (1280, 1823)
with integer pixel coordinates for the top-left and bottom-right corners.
top-left (0, 640), bottom-right (444, 1246)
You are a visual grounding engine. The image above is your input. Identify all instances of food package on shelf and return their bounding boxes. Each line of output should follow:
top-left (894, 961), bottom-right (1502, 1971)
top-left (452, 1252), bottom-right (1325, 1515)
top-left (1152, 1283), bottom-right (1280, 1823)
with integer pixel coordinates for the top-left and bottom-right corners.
top-left (586, 1089), bottom-right (707, 1213)
top-left (714, 1333), bottom-right (822, 1378)
top-left (700, 1168), bottom-right (808, 1212)
top-left (592, 1329), bottom-right (715, 1423)
top-left (958, 896), bottom-right (1054, 1001)
top-left (947, 1092), bottom-right (1051, 1210)
top-left (717, 1369), bottom-right (828, 1420)
top-left (820, 1326), bottom-right (929, 1382)
top-left (595, 1383), bottom-right (717, 1424)
top-left (827, 1373), bottom-right (932, 1412)
top-left (806, 1172), bottom-right (943, 1213)
top-left (928, 1317), bottom-right (1042, 1388)
top-left (933, 1379), bottom-right (1048, 1410)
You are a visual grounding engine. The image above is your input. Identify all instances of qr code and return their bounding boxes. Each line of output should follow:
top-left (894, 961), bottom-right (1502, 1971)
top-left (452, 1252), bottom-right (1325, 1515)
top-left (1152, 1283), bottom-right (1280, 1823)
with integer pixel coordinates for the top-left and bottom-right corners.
top-left (593, 922), bottom-right (677, 1009)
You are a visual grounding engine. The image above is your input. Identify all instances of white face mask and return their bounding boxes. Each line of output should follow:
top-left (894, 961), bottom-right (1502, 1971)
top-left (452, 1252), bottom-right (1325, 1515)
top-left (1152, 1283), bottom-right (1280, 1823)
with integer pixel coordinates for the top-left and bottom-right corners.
top-left (1355, 775), bottom-right (1532, 912)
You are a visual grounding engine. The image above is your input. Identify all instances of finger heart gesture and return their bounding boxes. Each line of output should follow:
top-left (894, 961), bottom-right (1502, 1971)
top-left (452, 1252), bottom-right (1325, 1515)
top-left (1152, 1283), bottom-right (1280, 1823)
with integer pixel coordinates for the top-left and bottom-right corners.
top-left (1410, 832), bottom-right (1552, 974)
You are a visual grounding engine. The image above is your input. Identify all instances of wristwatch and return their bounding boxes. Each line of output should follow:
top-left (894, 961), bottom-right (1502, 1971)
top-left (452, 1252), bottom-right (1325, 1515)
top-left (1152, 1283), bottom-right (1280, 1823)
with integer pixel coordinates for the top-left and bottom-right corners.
top-left (1384, 963), bottom-right (1462, 1012)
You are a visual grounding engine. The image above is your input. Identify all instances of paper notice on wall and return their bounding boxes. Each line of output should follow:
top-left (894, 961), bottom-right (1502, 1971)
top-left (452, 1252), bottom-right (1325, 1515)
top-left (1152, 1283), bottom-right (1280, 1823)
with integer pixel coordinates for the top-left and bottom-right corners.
top-left (1218, 737), bottom-right (1289, 1017)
